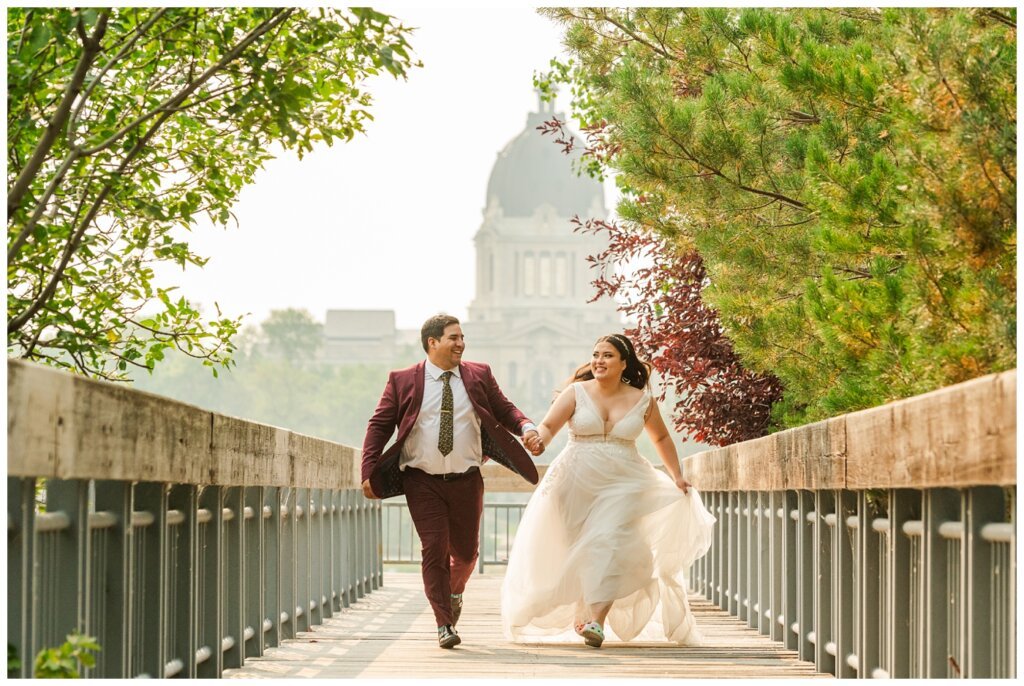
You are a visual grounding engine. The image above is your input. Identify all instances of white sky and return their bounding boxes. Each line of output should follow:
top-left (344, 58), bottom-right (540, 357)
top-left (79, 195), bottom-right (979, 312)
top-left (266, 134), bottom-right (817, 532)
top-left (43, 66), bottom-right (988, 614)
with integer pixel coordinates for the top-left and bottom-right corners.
top-left (157, 5), bottom-right (618, 331)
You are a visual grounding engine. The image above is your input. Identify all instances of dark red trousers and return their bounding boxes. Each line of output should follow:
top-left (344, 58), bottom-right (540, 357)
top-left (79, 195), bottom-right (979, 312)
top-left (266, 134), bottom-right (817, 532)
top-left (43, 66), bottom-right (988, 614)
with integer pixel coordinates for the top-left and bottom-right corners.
top-left (402, 467), bottom-right (484, 627)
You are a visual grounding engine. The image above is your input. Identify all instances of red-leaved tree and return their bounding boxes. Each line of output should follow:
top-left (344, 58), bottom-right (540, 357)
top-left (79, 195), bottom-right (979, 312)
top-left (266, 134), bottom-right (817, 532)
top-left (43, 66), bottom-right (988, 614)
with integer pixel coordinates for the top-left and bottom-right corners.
top-left (573, 215), bottom-right (784, 446)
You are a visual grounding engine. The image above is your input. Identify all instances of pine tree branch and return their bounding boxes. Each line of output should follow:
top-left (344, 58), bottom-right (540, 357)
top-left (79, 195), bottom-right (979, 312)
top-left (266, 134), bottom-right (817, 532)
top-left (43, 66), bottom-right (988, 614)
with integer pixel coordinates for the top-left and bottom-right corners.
top-left (982, 9), bottom-right (1015, 29)
top-left (596, 9), bottom-right (679, 63)
top-left (664, 127), bottom-right (809, 209)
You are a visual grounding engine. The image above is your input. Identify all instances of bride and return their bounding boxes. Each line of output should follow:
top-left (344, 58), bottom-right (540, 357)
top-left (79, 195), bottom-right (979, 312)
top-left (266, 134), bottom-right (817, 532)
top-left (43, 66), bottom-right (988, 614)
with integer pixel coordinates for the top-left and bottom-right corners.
top-left (501, 334), bottom-right (716, 648)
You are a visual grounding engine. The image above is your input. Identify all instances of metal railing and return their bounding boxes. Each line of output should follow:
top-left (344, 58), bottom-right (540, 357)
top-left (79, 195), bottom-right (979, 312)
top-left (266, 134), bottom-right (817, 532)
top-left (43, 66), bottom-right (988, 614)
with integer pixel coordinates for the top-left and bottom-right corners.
top-left (382, 501), bottom-right (525, 571)
top-left (689, 487), bottom-right (1015, 679)
top-left (6, 359), bottom-right (381, 678)
top-left (683, 370), bottom-right (1016, 679)
top-left (8, 479), bottom-right (381, 678)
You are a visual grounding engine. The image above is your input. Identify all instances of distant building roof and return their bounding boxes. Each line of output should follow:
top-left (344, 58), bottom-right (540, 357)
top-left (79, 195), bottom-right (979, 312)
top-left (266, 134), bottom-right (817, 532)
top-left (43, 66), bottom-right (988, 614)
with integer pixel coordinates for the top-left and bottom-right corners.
top-left (485, 95), bottom-right (605, 218)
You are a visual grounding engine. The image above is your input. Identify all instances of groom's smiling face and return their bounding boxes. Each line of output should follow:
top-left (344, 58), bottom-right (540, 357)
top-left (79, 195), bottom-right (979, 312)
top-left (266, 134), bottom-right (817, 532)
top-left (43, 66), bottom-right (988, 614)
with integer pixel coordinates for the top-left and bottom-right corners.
top-left (428, 323), bottom-right (465, 370)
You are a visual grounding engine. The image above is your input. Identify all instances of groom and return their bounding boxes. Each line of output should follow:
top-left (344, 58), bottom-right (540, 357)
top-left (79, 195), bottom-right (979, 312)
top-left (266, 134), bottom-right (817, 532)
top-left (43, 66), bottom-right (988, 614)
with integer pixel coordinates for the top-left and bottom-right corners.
top-left (361, 313), bottom-right (544, 648)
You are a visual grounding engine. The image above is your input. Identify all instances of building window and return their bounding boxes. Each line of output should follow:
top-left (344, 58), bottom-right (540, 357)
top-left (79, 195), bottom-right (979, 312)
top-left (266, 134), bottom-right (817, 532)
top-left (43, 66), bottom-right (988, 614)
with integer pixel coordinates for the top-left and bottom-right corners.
top-left (554, 253), bottom-right (568, 296)
top-left (523, 253), bottom-right (535, 296)
top-left (539, 253), bottom-right (551, 297)
top-left (489, 252), bottom-right (495, 292)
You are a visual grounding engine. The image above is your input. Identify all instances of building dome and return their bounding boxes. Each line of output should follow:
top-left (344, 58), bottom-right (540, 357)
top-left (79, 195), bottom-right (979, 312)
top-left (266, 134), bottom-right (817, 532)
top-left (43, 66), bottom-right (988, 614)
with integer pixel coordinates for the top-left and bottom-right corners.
top-left (485, 98), bottom-right (605, 218)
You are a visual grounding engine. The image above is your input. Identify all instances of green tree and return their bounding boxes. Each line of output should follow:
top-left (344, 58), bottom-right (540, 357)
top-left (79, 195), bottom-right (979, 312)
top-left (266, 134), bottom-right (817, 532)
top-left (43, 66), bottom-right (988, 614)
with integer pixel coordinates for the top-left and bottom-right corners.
top-left (7, 7), bottom-right (419, 379)
top-left (255, 308), bottom-right (324, 363)
top-left (540, 7), bottom-right (1015, 427)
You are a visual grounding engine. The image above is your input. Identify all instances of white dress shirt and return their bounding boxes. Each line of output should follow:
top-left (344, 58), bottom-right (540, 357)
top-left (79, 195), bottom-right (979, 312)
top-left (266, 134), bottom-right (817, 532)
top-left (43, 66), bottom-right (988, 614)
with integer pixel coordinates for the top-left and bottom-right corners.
top-left (400, 361), bottom-right (483, 475)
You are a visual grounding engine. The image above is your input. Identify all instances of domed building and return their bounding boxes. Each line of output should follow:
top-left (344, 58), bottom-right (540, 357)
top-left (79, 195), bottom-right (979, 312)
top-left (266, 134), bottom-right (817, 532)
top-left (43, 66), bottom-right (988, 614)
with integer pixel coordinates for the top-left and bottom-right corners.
top-left (461, 95), bottom-right (622, 420)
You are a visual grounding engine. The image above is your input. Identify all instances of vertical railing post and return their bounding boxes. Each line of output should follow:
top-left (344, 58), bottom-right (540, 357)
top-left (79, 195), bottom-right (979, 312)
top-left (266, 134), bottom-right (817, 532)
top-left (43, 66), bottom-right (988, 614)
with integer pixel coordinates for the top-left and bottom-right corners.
top-left (263, 486), bottom-right (282, 648)
top-left (857, 490), bottom-right (882, 678)
top-left (782, 490), bottom-right (799, 652)
top-left (7, 477), bottom-right (36, 678)
top-left (222, 486), bottom-right (244, 670)
top-left (332, 490), bottom-right (346, 611)
top-left (316, 489), bottom-right (331, 621)
top-left (196, 485), bottom-right (223, 678)
top-left (727, 492), bottom-right (738, 616)
top-left (738, 492), bottom-right (749, 624)
top-left (93, 480), bottom-right (134, 677)
top-left (922, 488), bottom-right (959, 677)
top-left (963, 485), bottom-right (1005, 678)
top-left (796, 490), bottom-right (816, 662)
top-left (243, 486), bottom-right (266, 658)
top-left (758, 492), bottom-right (771, 636)
top-left (361, 496), bottom-right (370, 598)
top-left (133, 482), bottom-right (167, 678)
top-left (834, 490), bottom-right (856, 677)
top-left (372, 498), bottom-right (383, 587)
top-left (813, 489), bottom-right (834, 674)
top-left (295, 488), bottom-right (311, 632)
top-left (704, 493), bottom-right (716, 603)
top-left (887, 488), bottom-right (915, 678)
top-left (342, 491), bottom-right (354, 608)
top-left (168, 483), bottom-right (198, 678)
top-left (769, 491), bottom-right (784, 642)
top-left (711, 492), bottom-right (723, 608)
top-left (280, 488), bottom-right (297, 640)
top-left (306, 488), bottom-right (321, 627)
top-left (45, 479), bottom-right (91, 670)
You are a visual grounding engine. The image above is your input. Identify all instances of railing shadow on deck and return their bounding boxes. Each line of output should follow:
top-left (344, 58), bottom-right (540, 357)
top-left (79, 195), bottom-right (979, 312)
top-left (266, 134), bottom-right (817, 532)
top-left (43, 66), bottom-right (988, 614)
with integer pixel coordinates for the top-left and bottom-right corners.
top-left (7, 359), bottom-right (1016, 679)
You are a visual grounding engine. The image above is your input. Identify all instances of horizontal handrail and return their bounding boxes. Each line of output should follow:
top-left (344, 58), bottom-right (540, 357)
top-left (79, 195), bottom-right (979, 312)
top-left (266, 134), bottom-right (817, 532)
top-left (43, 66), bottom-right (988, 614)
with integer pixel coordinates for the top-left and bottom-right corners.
top-left (7, 358), bottom-right (362, 489)
top-left (681, 369), bottom-right (1015, 492)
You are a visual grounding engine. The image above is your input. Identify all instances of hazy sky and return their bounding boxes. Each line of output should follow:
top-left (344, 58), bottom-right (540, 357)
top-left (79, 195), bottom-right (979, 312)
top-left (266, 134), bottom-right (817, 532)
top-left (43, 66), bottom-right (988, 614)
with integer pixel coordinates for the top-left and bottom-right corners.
top-left (156, 6), bottom-right (618, 331)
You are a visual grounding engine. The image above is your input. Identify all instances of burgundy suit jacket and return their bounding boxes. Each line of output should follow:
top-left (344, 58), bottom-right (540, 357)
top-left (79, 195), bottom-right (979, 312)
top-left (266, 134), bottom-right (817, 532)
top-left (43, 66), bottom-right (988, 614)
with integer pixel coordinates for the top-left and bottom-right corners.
top-left (361, 360), bottom-right (540, 499)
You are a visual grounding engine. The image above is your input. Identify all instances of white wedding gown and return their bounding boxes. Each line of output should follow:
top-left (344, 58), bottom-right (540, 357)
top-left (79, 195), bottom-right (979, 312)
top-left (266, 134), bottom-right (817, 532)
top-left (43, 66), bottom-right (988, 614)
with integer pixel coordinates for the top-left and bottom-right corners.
top-left (501, 383), bottom-right (717, 645)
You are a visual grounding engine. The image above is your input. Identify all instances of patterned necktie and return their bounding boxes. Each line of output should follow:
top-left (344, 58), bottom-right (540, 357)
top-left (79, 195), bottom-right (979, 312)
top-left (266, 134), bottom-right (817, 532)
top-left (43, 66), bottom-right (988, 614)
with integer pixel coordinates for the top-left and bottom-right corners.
top-left (438, 371), bottom-right (454, 456)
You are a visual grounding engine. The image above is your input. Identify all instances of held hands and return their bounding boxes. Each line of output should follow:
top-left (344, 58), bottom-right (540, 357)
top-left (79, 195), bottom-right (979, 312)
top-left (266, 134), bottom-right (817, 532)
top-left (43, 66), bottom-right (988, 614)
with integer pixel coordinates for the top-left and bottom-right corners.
top-left (523, 429), bottom-right (545, 457)
top-left (361, 479), bottom-right (380, 500)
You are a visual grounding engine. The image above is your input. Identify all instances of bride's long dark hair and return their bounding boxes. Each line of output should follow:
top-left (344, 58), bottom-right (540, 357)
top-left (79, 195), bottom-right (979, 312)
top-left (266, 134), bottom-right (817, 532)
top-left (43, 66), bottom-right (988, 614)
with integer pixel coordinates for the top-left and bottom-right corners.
top-left (568, 334), bottom-right (651, 390)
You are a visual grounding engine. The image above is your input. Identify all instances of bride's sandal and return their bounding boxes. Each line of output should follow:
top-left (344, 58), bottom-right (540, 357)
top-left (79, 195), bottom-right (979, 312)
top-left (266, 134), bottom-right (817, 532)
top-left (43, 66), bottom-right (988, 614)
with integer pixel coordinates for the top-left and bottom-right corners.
top-left (579, 620), bottom-right (604, 648)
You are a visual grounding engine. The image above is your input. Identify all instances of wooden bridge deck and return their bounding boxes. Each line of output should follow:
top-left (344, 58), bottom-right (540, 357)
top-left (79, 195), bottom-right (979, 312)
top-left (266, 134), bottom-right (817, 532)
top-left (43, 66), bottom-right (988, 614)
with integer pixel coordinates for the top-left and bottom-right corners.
top-left (225, 571), bottom-right (829, 679)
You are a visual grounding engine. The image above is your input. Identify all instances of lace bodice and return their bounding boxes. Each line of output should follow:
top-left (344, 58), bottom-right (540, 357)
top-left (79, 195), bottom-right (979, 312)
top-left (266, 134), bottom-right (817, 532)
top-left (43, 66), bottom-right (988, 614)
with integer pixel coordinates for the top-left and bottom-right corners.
top-left (569, 382), bottom-right (649, 442)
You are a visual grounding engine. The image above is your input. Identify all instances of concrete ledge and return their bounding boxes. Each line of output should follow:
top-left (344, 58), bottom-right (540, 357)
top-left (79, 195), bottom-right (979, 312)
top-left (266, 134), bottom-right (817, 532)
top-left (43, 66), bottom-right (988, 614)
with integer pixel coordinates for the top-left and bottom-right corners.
top-left (7, 358), bottom-right (361, 489)
top-left (8, 359), bottom-right (1015, 493)
top-left (683, 369), bottom-right (1016, 491)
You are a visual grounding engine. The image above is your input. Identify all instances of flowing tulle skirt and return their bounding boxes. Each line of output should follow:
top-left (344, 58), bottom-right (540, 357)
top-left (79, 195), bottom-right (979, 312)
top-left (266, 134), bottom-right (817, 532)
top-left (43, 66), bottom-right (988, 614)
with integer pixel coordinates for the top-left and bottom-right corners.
top-left (501, 436), bottom-right (717, 645)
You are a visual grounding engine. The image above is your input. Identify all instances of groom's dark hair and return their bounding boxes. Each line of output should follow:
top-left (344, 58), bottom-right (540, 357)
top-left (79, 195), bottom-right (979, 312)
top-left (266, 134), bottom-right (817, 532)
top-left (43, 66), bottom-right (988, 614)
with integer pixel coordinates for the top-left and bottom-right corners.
top-left (421, 314), bottom-right (460, 352)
